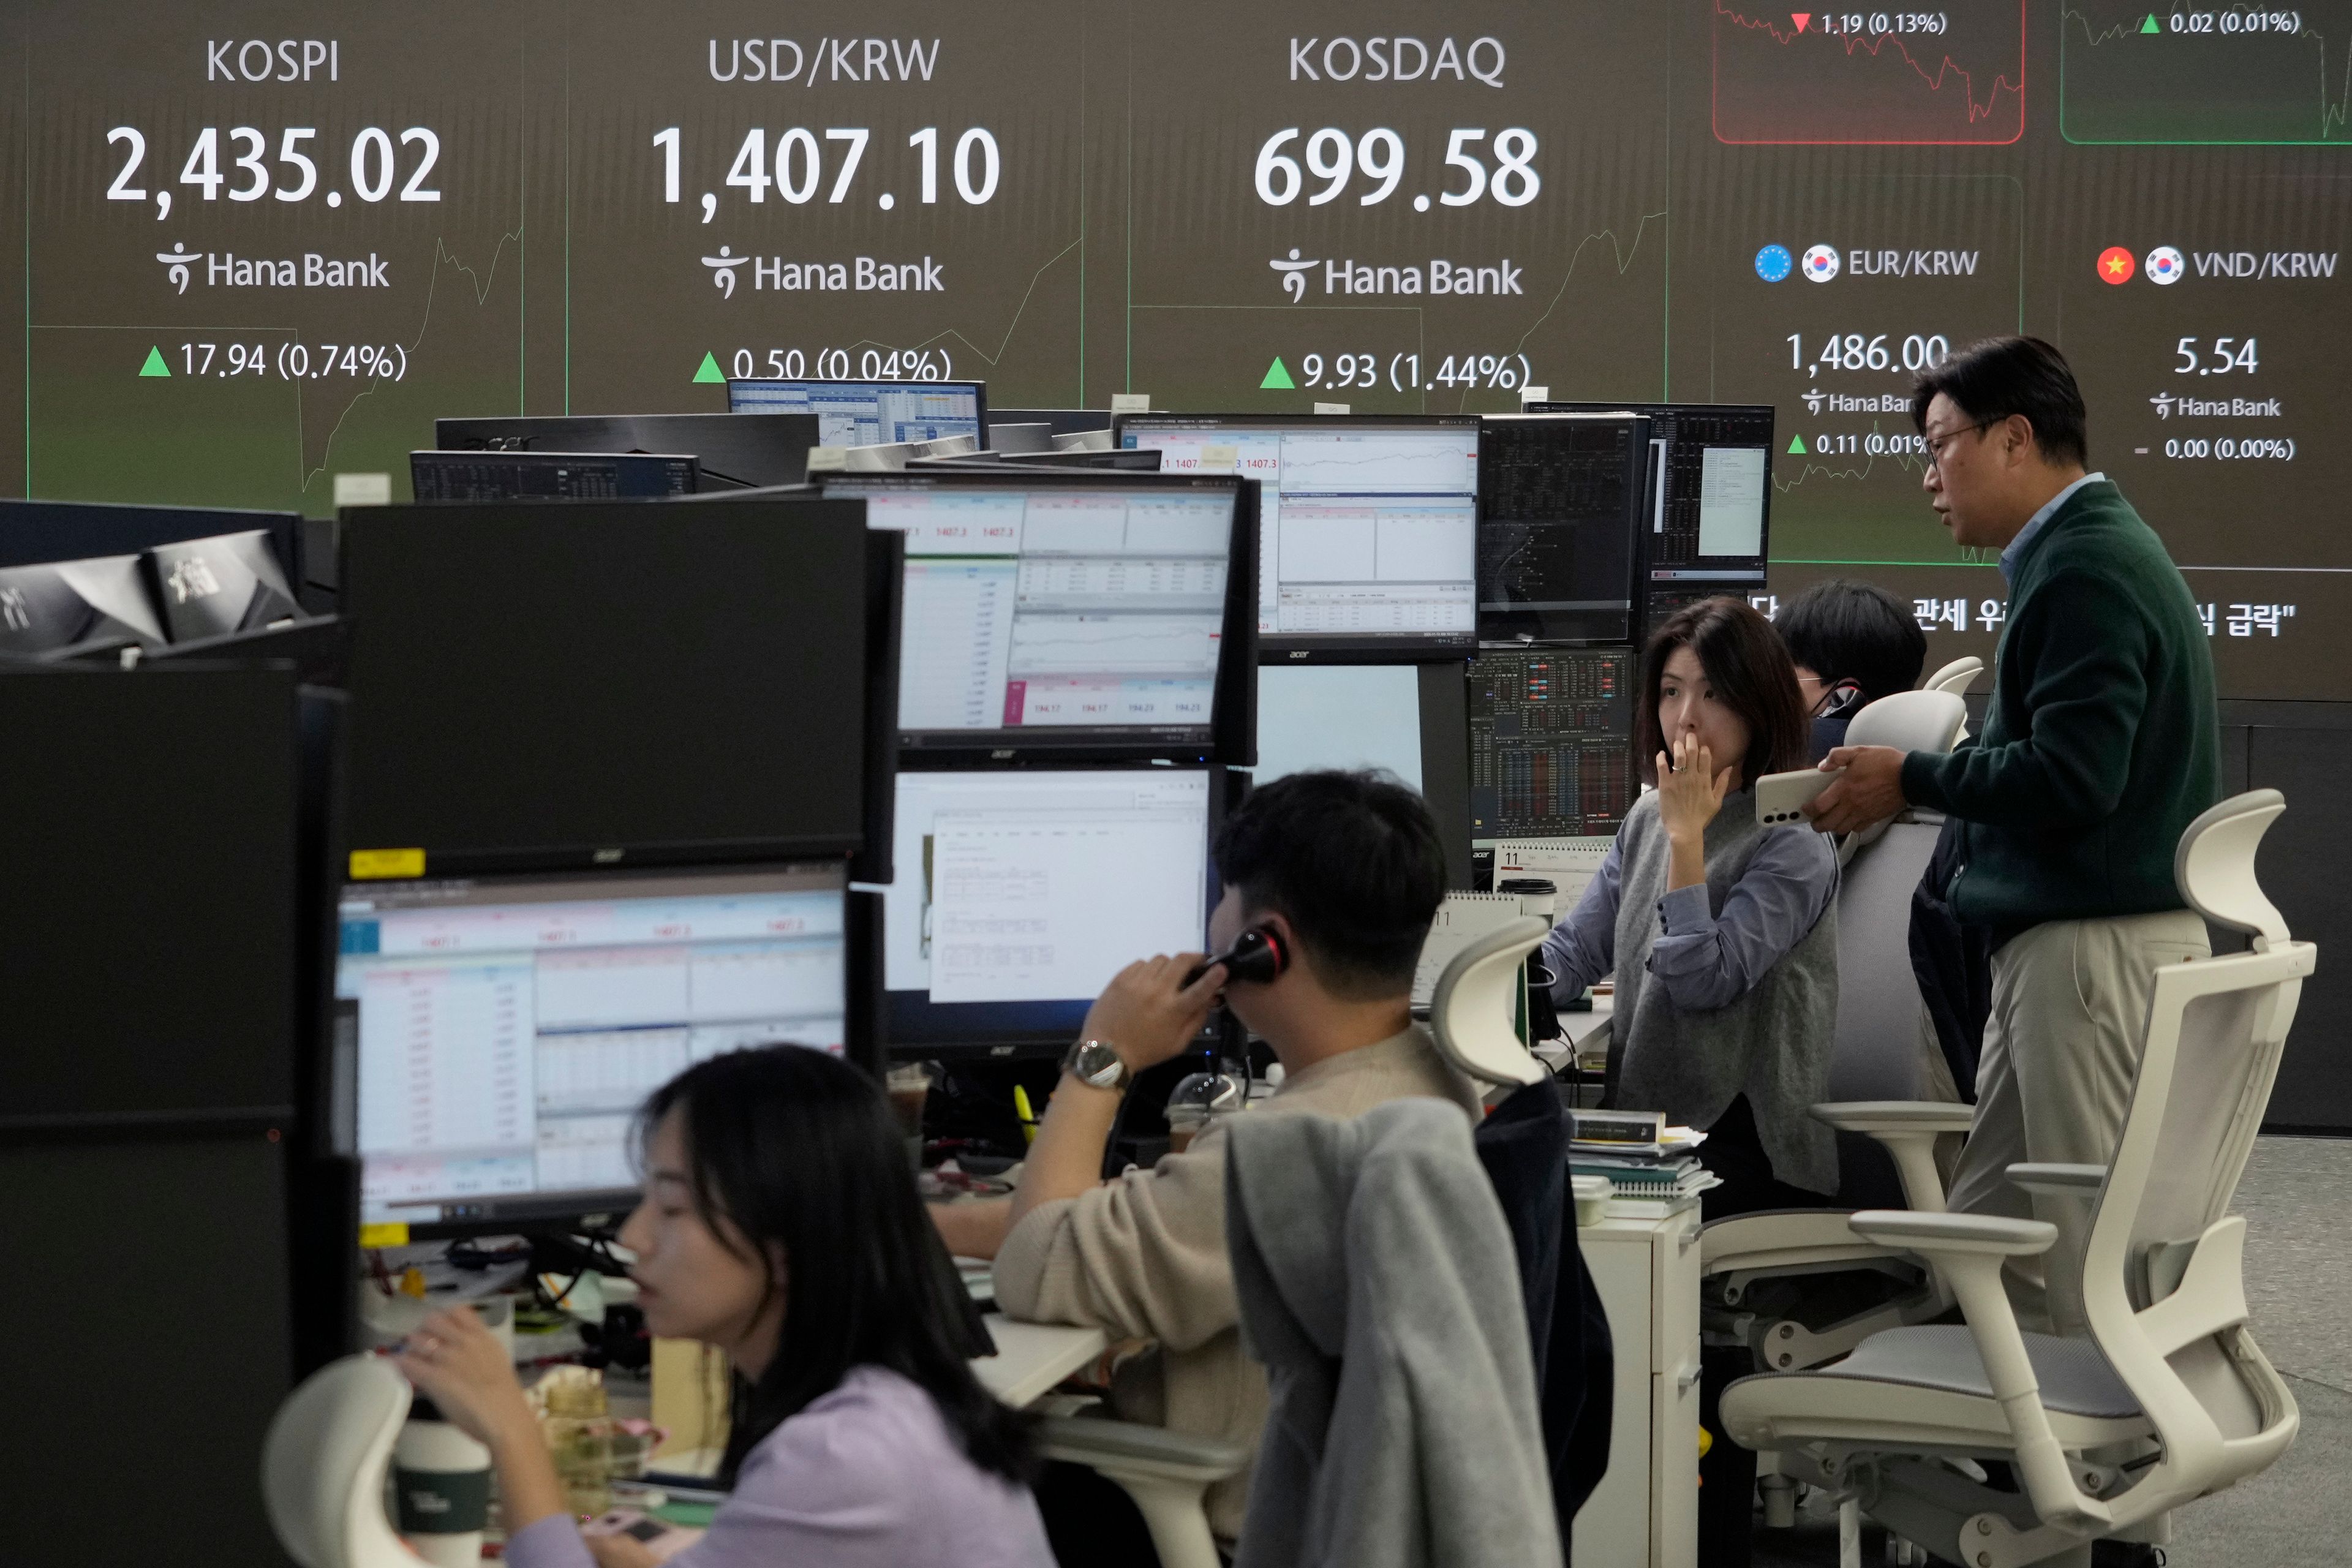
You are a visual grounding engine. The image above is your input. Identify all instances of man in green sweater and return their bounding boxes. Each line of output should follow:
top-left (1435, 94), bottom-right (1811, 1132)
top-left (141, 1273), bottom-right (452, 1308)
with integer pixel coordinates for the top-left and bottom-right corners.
top-left (1808, 336), bottom-right (2220, 1340)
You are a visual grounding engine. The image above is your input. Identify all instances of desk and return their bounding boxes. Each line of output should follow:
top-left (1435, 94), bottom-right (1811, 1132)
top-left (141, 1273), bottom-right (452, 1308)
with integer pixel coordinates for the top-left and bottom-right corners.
top-left (971, 1314), bottom-right (1110, 1408)
top-left (648, 1311), bottom-right (1108, 1468)
top-left (1572, 1204), bottom-right (1700, 1568)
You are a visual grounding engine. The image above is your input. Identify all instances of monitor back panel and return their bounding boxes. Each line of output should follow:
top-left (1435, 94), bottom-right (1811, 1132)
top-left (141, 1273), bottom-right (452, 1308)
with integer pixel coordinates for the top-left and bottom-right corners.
top-left (433, 413), bottom-right (820, 490)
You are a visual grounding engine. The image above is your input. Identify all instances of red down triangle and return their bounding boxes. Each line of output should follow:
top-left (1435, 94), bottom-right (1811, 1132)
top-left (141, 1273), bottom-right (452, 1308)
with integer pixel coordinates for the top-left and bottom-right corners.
top-left (1792, 12), bottom-right (1812, 30)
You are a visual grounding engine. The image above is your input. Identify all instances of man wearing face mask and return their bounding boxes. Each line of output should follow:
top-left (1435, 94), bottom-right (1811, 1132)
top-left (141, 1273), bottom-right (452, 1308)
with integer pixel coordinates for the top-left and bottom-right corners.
top-left (930, 769), bottom-right (1482, 1548)
top-left (1806, 337), bottom-right (2219, 1349)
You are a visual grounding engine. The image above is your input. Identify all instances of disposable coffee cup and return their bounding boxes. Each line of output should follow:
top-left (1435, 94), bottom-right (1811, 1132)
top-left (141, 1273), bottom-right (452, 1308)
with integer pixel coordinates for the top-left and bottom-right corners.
top-left (394, 1412), bottom-right (492, 1568)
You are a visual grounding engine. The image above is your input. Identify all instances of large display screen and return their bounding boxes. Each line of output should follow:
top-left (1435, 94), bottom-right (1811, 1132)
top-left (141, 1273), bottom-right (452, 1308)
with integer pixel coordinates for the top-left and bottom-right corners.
top-left (1, 2), bottom-right (2342, 695)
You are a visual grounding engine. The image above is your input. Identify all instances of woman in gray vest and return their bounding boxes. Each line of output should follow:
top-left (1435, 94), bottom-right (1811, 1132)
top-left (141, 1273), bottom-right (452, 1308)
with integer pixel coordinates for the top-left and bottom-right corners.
top-left (1539, 596), bottom-right (1840, 1215)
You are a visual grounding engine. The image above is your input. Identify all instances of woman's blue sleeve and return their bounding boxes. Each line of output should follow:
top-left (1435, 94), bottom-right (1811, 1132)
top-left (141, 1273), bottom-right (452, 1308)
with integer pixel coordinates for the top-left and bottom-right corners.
top-left (1540, 835), bottom-right (1624, 1001)
top-left (1645, 827), bottom-right (1837, 1012)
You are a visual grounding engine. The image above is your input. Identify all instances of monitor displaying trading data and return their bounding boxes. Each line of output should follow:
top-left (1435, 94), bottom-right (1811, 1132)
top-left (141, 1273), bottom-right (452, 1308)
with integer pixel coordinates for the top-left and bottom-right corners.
top-left (1534, 402), bottom-right (1775, 590)
top-left (1115, 415), bottom-right (1480, 660)
top-left (730, 379), bottom-right (987, 448)
top-left (822, 473), bottom-right (1245, 757)
top-left (883, 768), bottom-right (1216, 1050)
top-left (1468, 649), bottom-right (1637, 840)
top-left (1477, 414), bottom-right (1649, 644)
top-left (339, 864), bottom-right (847, 1224)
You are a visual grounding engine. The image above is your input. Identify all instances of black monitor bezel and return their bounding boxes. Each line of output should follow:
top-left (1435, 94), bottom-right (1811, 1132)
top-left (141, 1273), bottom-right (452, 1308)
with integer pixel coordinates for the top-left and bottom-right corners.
top-left (336, 497), bottom-right (881, 875)
top-left (337, 858), bottom-right (867, 1236)
top-left (408, 450), bottom-right (700, 502)
top-left (432, 413), bottom-right (821, 491)
top-left (878, 764), bottom-right (1237, 1060)
top-left (819, 468), bottom-right (1257, 767)
top-left (725, 377), bottom-right (990, 446)
top-left (1109, 412), bottom-right (1484, 664)
top-left (1529, 401), bottom-right (1776, 589)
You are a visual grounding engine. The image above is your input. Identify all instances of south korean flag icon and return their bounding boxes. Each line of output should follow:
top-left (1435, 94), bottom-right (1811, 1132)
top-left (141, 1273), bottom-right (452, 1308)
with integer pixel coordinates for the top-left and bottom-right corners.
top-left (1801, 244), bottom-right (1840, 282)
top-left (2145, 246), bottom-right (2185, 285)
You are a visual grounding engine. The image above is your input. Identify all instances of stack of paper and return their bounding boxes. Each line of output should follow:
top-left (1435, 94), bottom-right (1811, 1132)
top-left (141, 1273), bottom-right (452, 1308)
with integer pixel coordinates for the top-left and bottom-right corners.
top-left (1570, 1123), bottom-right (1718, 1215)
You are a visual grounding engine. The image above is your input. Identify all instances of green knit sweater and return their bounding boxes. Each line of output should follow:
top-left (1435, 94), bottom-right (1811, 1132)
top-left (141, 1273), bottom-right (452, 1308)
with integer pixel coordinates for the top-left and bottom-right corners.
top-left (1899, 479), bottom-right (2219, 935)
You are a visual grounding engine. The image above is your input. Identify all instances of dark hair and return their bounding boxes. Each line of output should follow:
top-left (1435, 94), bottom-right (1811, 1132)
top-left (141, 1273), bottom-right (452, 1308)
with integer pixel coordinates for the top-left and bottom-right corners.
top-left (1212, 769), bottom-right (1446, 1000)
top-left (1910, 335), bottom-right (2089, 467)
top-left (1636, 597), bottom-right (1811, 788)
top-left (1774, 580), bottom-right (1928, 703)
top-left (635, 1046), bottom-right (1036, 1487)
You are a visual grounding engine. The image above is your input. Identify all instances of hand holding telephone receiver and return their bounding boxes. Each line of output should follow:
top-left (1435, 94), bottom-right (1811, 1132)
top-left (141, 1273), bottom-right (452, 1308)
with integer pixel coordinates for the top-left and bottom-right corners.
top-left (1754, 766), bottom-right (1845, 826)
top-left (1183, 924), bottom-right (1288, 988)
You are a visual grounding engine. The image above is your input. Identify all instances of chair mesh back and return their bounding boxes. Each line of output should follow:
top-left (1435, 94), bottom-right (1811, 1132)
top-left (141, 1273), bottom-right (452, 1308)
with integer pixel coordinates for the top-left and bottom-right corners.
top-left (1826, 820), bottom-right (1942, 1101)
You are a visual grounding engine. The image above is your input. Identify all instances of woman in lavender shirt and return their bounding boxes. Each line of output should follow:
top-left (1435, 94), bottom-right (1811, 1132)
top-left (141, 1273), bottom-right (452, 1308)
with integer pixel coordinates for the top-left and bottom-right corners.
top-left (398, 1046), bottom-right (1055, 1568)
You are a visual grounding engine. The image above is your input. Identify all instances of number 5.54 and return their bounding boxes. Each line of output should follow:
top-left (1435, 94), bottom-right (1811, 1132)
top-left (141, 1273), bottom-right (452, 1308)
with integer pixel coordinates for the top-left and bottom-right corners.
top-left (2176, 337), bottom-right (2258, 374)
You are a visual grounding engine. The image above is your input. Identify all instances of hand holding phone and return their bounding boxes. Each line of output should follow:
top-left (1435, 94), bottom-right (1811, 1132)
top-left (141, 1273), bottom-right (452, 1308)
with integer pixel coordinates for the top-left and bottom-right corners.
top-left (1754, 766), bottom-right (1844, 826)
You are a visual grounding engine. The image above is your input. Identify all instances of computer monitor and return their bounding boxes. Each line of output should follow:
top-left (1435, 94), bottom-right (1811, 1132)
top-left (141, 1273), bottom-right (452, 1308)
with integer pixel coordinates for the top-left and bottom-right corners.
top-left (337, 862), bottom-right (850, 1226)
top-left (1476, 413), bottom-right (1650, 645)
top-left (0, 555), bottom-right (166, 655)
top-left (1254, 666), bottom-right (1424, 789)
top-left (410, 450), bottom-right (699, 501)
top-left (818, 470), bottom-right (1256, 764)
top-left (337, 499), bottom-right (884, 870)
top-left (434, 413), bottom-right (820, 491)
top-left (728, 379), bottom-right (987, 448)
top-left (0, 497), bottom-right (304, 588)
top-left (143, 530), bottom-right (307, 641)
top-left (1531, 402), bottom-right (1774, 594)
top-left (1112, 413), bottom-right (1481, 662)
top-left (1468, 648), bottom-right (1638, 839)
top-left (989, 408), bottom-right (1118, 440)
top-left (881, 768), bottom-right (1221, 1054)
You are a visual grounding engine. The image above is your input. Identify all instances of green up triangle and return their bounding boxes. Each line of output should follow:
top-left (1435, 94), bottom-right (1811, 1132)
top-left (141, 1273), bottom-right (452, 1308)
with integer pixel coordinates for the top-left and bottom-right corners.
top-left (2141, 12), bottom-right (2161, 30)
top-left (138, 345), bottom-right (170, 377)
top-left (1260, 356), bottom-right (1297, 391)
top-left (692, 351), bottom-right (725, 384)
top-left (1787, 434), bottom-right (1807, 454)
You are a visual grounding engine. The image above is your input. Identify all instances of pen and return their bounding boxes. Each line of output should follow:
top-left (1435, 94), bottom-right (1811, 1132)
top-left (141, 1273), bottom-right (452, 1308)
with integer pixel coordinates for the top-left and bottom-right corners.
top-left (1012, 1084), bottom-right (1038, 1144)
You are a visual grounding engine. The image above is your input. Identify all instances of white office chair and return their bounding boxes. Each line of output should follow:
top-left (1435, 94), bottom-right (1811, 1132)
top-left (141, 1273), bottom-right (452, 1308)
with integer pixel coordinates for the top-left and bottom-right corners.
top-left (1429, 916), bottom-right (1555, 1090)
top-left (1921, 655), bottom-right (1984, 743)
top-left (261, 1353), bottom-right (417, 1568)
top-left (1720, 790), bottom-right (2313, 1568)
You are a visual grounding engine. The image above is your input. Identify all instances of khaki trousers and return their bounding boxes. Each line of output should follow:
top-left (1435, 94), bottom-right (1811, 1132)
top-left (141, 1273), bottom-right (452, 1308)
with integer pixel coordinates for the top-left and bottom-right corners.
top-left (1945, 909), bottom-right (2210, 1337)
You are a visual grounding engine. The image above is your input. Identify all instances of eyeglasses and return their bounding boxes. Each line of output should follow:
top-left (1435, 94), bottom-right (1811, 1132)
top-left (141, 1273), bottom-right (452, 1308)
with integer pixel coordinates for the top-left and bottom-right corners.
top-left (1922, 418), bottom-right (1999, 473)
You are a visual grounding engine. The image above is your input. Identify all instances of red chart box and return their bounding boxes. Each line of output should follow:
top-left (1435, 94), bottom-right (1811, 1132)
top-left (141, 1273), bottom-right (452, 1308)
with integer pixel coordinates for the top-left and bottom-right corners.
top-left (1713, 3), bottom-right (2026, 146)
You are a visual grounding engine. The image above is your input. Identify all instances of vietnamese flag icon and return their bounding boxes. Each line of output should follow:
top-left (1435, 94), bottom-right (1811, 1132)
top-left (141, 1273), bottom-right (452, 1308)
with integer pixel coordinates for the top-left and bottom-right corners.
top-left (1792, 13), bottom-right (1812, 31)
top-left (2097, 246), bottom-right (2136, 285)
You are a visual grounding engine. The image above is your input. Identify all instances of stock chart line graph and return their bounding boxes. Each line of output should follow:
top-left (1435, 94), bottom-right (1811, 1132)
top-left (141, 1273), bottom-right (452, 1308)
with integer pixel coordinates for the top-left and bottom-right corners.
top-left (1713, 2), bottom-right (2027, 145)
top-left (2061, 4), bottom-right (2352, 143)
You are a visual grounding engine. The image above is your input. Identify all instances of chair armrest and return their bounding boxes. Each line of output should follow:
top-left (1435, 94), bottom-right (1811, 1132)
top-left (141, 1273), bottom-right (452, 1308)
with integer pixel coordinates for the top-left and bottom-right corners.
top-left (1811, 1101), bottom-right (1975, 1135)
top-left (1038, 1417), bottom-right (1251, 1483)
top-left (1844, 1209), bottom-right (2107, 1533)
top-left (1812, 1102), bottom-right (1973, 1212)
top-left (2007, 1163), bottom-right (2105, 1199)
top-left (1847, 1210), bottom-right (2057, 1258)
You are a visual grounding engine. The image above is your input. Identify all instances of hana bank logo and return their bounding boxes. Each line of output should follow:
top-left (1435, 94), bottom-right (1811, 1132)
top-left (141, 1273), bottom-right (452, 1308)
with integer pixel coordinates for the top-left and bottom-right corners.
top-left (1271, 248), bottom-right (1317, 302)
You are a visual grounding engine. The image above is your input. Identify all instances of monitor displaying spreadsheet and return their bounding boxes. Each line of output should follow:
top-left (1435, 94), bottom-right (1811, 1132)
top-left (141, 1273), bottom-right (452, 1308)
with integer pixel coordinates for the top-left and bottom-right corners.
top-left (1112, 413), bottom-right (1480, 660)
top-left (338, 863), bottom-right (847, 1224)
top-left (729, 378), bottom-right (986, 448)
top-left (881, 767), bottom-right (1217, 1051)
top-left (822, 472), bottom-right (1251, 760)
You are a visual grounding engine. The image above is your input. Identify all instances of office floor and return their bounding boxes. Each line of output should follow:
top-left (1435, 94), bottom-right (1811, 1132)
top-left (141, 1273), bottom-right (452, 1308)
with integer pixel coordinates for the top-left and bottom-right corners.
top-left (1749, 1134), bottom-right (2352, 1567)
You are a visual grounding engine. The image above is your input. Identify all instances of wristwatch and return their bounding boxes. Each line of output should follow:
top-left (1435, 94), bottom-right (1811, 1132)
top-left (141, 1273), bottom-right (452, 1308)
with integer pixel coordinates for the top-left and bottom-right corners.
top-left (1063, 1038), bottom-right (1133, 1093)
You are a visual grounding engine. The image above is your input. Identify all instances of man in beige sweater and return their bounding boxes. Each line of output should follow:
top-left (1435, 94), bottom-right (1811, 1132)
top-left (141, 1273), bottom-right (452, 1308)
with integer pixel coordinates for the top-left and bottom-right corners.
top-left (931, 770), bottom-right (1482, 1544)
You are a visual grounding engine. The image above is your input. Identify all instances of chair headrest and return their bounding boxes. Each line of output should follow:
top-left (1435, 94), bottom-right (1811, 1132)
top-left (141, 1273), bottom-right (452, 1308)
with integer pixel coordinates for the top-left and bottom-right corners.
top-left (1845, 689), bottom-right (1967, 754)
top-left (1922, 655), bottom-right (1984, 696)
top-left (262, 1353), bottom-right (412, 1568)
top-left (2175, 789), bottom-right (2290, 949)
top-left (1429, 915), bottom-right (1552, 1088)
